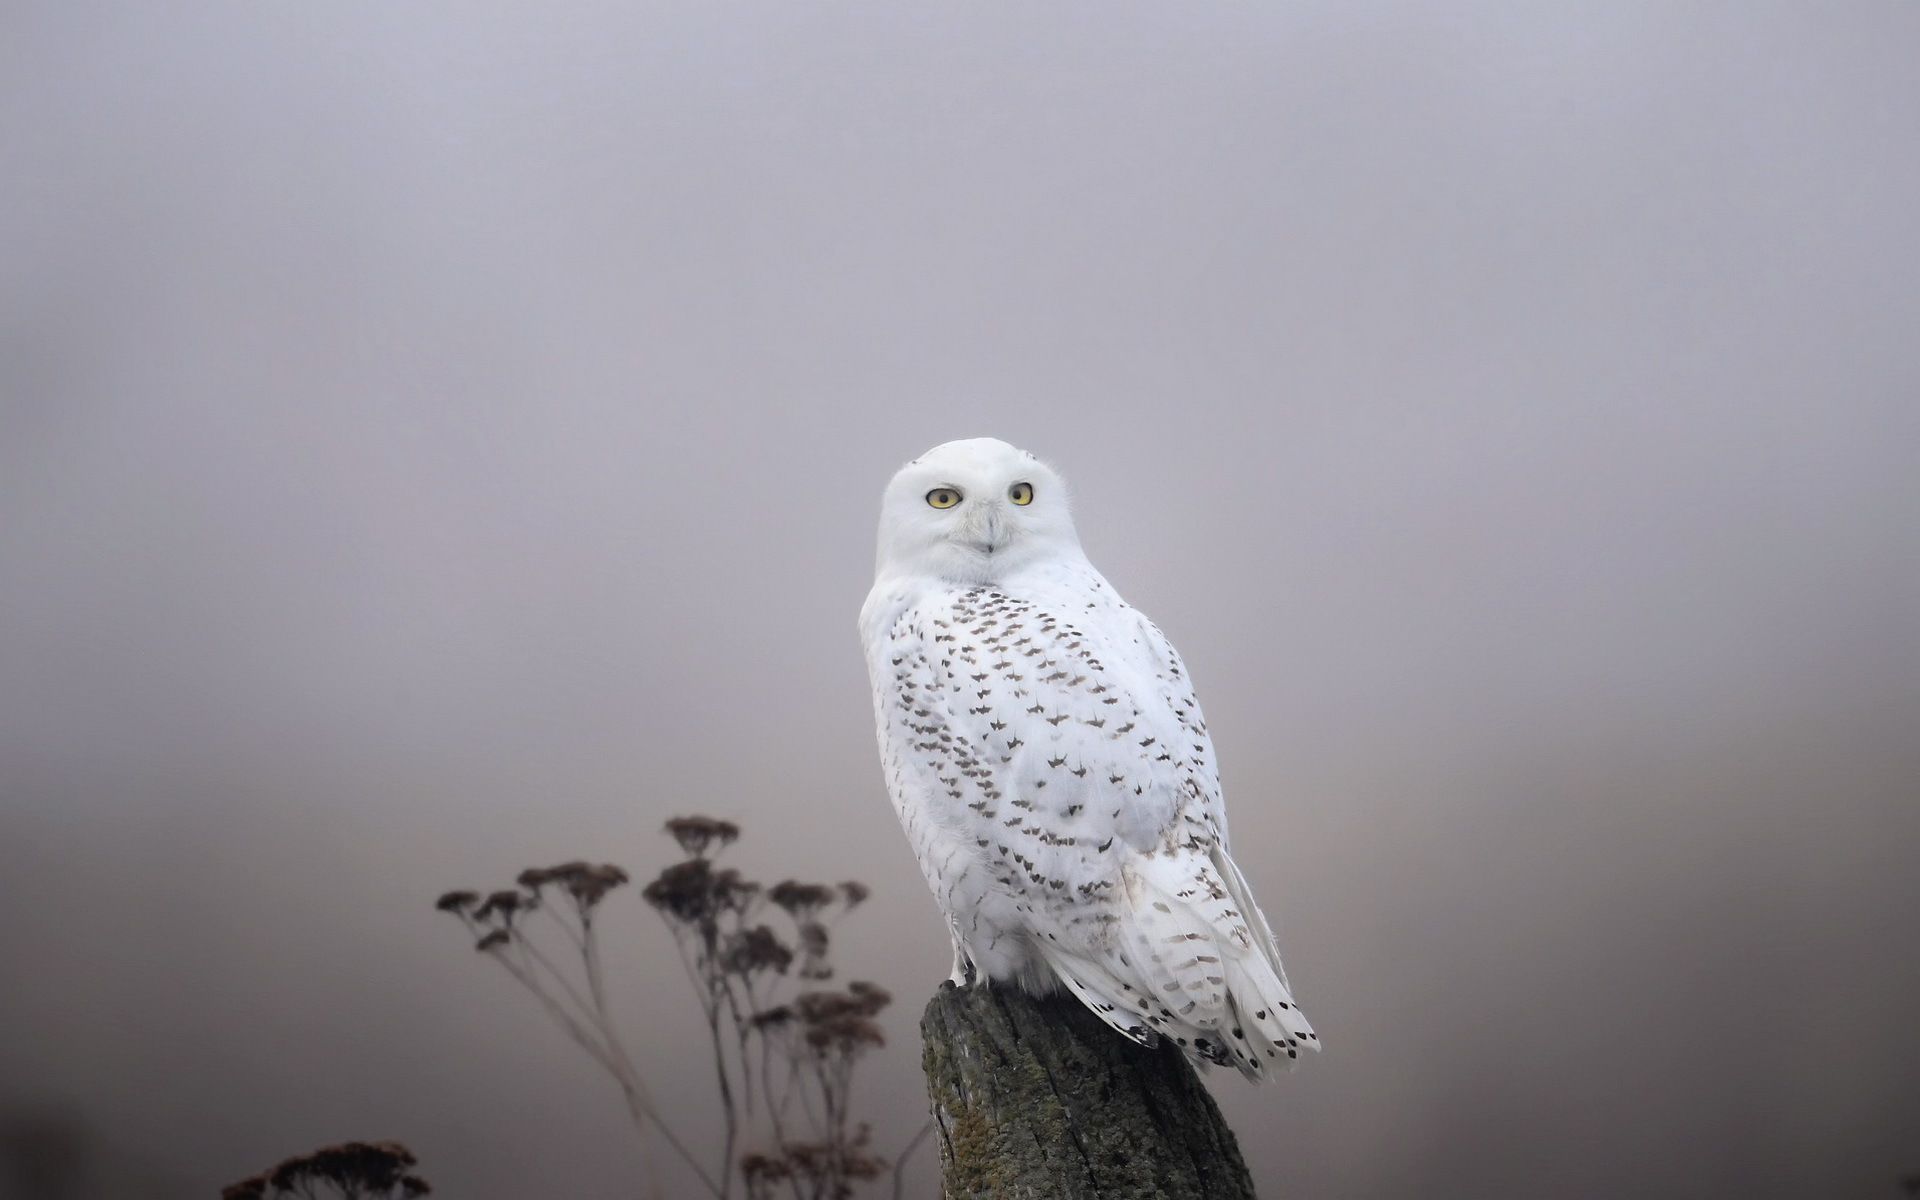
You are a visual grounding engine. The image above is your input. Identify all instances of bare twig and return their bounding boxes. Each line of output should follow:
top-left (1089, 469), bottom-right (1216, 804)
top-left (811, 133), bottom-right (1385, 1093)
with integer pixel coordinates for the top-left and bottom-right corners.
top-left (889, 1121), bottom-right (933, 1200)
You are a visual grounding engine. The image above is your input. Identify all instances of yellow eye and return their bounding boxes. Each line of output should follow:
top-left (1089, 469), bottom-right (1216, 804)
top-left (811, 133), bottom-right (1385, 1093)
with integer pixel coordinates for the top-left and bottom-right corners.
top-left (926, 487), bottom-right (962, 509)
top-left (1009, 481), bottom-right (1034, 505)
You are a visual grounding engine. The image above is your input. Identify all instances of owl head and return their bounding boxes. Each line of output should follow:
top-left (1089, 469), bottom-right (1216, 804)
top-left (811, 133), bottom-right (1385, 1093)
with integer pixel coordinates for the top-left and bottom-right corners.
top-left (874, 438), bottom-right (1083, 583)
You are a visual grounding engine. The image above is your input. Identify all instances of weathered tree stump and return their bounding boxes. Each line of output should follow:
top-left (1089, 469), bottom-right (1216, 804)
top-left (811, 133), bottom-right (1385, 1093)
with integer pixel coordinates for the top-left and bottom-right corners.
top-left (920, 982), bottom-right (1256, 1199)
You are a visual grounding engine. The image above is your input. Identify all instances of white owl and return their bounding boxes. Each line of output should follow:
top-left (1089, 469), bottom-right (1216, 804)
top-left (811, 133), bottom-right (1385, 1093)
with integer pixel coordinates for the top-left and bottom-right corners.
top-left (859, 437), bottom-right (1317, 1078)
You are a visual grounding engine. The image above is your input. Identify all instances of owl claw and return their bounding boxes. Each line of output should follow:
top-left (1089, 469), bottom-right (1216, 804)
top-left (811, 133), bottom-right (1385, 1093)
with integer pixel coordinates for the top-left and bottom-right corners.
top-left (948, 943), bottom-right (978, 987)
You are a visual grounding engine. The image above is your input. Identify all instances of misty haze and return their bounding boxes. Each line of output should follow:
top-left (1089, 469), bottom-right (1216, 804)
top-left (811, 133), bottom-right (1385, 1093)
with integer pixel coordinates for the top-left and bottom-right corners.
top-left (3, 4), bottom-right (1918, 1199)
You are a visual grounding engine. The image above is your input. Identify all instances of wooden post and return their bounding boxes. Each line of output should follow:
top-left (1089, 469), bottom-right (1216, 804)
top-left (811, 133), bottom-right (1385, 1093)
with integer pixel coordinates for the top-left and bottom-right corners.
top-left (920, 982), bottom-right (1257, 1199)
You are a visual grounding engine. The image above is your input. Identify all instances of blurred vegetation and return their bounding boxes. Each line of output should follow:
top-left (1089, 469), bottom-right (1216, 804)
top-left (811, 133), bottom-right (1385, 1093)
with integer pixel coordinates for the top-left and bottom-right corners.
top-left (432, 815), bottom-right (909, 1200)
top-left (220, 1140), bottom-right (429, 1199)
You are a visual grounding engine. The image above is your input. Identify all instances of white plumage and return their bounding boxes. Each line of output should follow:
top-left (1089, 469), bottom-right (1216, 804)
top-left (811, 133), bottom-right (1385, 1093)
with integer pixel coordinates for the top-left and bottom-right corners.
top-left (859, 437), bottom-right (1317, 1078)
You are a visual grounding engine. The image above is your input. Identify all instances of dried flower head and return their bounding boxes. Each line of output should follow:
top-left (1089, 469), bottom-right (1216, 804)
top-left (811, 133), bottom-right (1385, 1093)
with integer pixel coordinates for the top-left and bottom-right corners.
top-left (789, 984), bottom-right (892, 1058)
top-left (230, 1140), bottom-right (428, 1199)
top-left (722, 924), bottom-right (794, 977)
top-left (781, 1128), bottom-right (886, 1189)
top-left (519, 861), bottom-right (630, 910)
top-left (433, 890), bottom-right (479, 914)
top-left (475, 929), bottom-right (511, 953)
top-left (803, 1015), bottom-right (885, 1054)
top-left (664, 815), bottom-right (741, 859)
top-left (567, 863), bottom-right (630, 907)
top-left (768, 880), bottom-right (834, 918)
top-left (739, 1152), bottom-right (792, 1184)
top-left (473, 890), bottom-right (528, 923)
top-left (642, 859), bottom-right (717, 924)
top-left (515, 865), bottom-right (563, 890)
top-left (838, 880), bottom-right (870, 908)
top-left (845, 980), bottom-right (892, 1015)
top-left (643, 859), bottom-right (755, 926)
top-left (719, 876), bottom-right (762, 915)
top-left (794, 920), bottom-right (833, 980)
top-left (794, 990), bottom-right (856, 1021)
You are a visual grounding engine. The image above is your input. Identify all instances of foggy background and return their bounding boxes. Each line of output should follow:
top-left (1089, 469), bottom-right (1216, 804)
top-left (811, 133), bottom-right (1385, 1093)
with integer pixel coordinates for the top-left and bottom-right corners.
top-left (3, 3), bottom-right (1917, 1197)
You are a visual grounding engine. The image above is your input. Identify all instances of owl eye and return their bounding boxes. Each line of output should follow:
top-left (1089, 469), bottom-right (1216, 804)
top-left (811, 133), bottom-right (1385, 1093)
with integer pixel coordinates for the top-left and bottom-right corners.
top-left (1008, 481), bottom-right (1034, 506)
top-left (926, 487), bottom-right (962, 509)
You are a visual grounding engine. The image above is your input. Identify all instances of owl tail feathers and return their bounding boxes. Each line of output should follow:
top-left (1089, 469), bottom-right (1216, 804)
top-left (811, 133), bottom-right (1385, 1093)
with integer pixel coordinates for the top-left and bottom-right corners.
top-left (1037, 933), bottom-right (1314, 1082)
top-left (1037, 947), bottom-right (1160, 1049)
top-left (1220, 947), bottom-right (1318, 1078)
top-left (1104, 848), bottom-right (1318, 1081)
top-left (1031, 850), bottom-right (1318, 1082)
top-left (1212, 844), bottom-right (1319, 1064)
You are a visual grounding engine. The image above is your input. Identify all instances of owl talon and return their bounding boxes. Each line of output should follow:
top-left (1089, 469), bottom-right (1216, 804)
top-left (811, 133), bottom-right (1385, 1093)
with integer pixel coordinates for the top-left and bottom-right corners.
top-left (948, 941), bottom-right (977, 987)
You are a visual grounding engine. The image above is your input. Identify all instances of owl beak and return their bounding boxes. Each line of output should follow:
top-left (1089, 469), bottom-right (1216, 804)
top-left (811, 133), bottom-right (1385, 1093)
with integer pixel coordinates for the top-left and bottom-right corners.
top-left (964, 502), bottom-right (1008, 556)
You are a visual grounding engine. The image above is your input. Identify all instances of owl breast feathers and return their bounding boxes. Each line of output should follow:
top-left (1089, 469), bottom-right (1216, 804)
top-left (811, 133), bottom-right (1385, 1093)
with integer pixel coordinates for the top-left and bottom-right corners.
top-left (860, 438), bottom-right (1316, 1079)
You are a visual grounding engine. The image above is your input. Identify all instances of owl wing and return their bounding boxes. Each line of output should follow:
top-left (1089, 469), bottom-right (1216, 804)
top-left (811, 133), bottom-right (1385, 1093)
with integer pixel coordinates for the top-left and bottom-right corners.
top-left (889, 581), bottom-right (1316, 1078)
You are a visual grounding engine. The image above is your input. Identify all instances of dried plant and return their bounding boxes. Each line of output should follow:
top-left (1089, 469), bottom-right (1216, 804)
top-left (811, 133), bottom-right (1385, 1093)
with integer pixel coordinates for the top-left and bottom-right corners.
top-left (437, 816), bottom-right (918, 1200)
top-left (221, 1140), bottom-right (430, 1199)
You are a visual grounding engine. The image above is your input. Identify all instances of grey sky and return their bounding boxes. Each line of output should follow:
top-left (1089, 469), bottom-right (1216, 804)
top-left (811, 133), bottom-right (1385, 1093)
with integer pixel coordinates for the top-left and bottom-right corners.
top-left (3, 4), bottom-right (1917, 1198)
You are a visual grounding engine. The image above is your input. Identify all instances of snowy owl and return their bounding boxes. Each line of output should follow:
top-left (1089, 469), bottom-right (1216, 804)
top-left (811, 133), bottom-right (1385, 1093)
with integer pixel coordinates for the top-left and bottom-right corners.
top-left (859, 437), bottom-right (1317, 1078)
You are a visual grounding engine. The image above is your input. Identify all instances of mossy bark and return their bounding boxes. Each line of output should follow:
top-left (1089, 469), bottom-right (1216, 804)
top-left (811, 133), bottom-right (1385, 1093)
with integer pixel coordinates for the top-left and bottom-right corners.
top-left (919, 982), bottom-right (1256, 1199)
